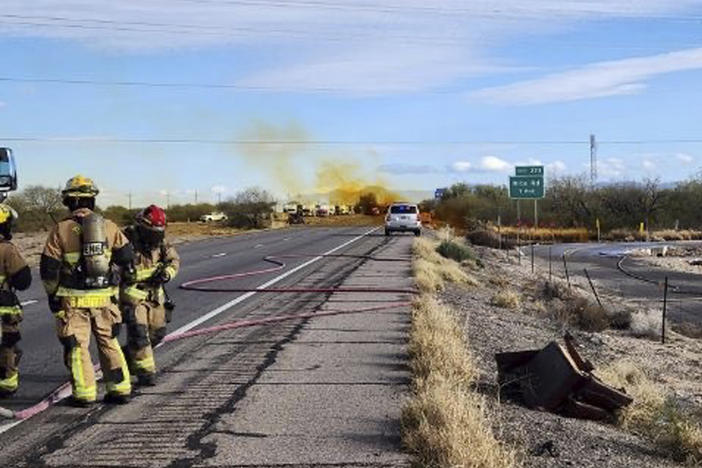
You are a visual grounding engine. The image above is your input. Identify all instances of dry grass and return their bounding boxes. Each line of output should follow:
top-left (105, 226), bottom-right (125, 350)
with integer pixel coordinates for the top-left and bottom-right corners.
top-left (629, 309), bottom-right (664, 340)
top-left (599, 361), bottom-right (702, 464)
top-left (607, 228), bottom-right (702, 242)
top-left (497, 226), bottom-right (589, 243)
top-left (413, 258), bottom-right (444, 294)
top-left (412, 238), bottom-right (477, 292)
top-left (491, 289), bottom-right (521, 309)
top-left (539, 280), bottom-right (632, 332)
top-left (488, 275), bottom-right (509, 288)
top-left (408, 295), bottom-right (475, 384)
top-left (402, 375), bottom-right (516, 468)
top-left (301, 214), bottom-right (384, 226)
top-left (403, 293), bottom-right (516, 468)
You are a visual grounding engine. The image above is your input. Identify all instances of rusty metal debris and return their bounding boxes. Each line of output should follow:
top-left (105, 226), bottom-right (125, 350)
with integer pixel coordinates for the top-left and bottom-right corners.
top-left (495, 333), bottom-right (633, 421)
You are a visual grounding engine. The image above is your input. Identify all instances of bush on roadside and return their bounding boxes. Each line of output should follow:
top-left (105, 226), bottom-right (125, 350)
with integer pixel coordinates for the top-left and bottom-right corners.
top-left (491, 289), bottom-right (520, 309)
top-left (629, 310), bottom-right (663, 339)
top-left (436, 240), bottom-right (475, 263)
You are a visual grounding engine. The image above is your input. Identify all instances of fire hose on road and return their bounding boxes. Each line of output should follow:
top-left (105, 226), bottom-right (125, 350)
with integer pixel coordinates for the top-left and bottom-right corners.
top-left (1, 251), bottom-right (417, 421)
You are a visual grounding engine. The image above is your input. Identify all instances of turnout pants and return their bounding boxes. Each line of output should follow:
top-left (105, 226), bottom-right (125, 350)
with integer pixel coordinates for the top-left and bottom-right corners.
top-left (0, 314), bottom-right (22, 394)
top-left (55, 304), bottom-right (131, 402)
top-left (124, 300), bottom-right (167, 377)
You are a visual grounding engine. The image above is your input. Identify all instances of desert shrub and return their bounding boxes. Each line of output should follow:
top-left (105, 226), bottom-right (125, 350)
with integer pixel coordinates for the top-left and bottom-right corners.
top-left (629, 310), bottom-right (663, 339)
top-left (436, 240), bottom-right (475, 263)
top-left (491, 290), bottom-right (520, 309)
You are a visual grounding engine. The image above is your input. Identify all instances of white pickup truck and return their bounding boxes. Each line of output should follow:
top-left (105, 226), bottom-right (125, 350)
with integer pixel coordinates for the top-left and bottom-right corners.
top-left (199, 212), bottom-right (228, 222)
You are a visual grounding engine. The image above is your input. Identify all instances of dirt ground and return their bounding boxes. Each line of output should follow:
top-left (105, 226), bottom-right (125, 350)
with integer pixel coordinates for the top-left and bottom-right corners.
top-left (633, 245), bottom-right (702, 276)
top-left (441, 245), bottom-right (702, 467)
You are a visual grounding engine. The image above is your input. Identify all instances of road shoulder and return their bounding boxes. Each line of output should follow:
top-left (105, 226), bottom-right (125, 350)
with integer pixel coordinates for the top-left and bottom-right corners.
top-left (198, 238), bottom-right (412, 467)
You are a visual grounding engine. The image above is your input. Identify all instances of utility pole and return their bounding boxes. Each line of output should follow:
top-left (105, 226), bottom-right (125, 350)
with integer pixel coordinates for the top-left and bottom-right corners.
top-left (128, 192), bottom-right (132, 210)
top-left (590, 134), bottom-right (597, 186)
top-left (195, 189), bottom-right (198, 204)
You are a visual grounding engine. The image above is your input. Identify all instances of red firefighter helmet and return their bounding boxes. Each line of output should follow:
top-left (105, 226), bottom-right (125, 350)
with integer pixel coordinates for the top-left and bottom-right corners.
top-left (135, 205), bottom-right (167, 245)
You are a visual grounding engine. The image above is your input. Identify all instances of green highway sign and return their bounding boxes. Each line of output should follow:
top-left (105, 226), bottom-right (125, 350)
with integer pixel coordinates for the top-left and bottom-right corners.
top-left (515, 165), bottom-right (544, 176)
top-left (510, 175), bottom-right (545, 199)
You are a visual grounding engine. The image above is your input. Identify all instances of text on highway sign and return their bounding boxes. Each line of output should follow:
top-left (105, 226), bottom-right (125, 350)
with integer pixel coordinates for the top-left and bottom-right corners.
top-left (510, 176), bottom-right (545, 199)
top-left (515, 165), bottom-right (544, 176)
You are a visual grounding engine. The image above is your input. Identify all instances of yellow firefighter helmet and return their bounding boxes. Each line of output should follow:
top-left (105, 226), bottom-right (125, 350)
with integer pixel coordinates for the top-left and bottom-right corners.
top-left (62, 175), bottom-right (99, 198)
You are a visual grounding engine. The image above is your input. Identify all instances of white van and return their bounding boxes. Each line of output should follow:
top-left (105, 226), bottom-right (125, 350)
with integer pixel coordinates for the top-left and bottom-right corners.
top-left (385, 202), bottom-right (421, 236)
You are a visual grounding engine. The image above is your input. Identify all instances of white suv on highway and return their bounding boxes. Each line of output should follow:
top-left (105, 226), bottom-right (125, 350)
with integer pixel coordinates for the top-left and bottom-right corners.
top-left (385, 202), bottom-right (421, 236)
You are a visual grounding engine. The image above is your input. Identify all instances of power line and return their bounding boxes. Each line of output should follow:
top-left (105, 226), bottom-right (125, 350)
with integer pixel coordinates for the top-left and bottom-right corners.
top-left (163, 0), bottom-right (702, 21)
top-left (2, 136), bottom-right (702, 145)
top-left (1, 12), bottom-right (700, 45)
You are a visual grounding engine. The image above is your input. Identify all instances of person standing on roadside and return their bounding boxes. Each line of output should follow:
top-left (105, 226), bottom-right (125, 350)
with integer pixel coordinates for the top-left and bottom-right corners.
top-left (40, 175), bottom-right (135, 406)
top-left (120, 205), bottom-right (179, 386)
top-left (0, 205), bottom-right (32, 397)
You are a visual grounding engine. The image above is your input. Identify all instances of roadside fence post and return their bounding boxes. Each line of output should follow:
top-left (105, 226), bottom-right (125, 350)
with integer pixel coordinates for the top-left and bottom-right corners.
top-left (517, 231), bottom-right (521, 265)
top-left (531, 243), bottom-right (535, 274)
top-left (584, 269), bottom-right (604, 312)
top-left (549, 246), bottom-right (552, 282)
top-left (562, 252), bottom-right (571, 289)
top-left (662, 276), bottom-right (668, 344)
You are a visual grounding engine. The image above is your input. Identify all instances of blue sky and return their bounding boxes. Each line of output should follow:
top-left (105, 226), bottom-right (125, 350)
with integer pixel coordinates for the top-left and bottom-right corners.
top-left (2, 1), bottom-right (702, 206)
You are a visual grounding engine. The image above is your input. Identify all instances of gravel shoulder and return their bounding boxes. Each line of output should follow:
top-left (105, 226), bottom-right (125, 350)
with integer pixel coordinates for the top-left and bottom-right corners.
top-left (440, 245), bottom-right (702, 467)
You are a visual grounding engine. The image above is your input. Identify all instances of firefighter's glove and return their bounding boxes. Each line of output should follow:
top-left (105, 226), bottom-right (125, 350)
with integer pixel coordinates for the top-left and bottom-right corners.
top-left (48, 295), bottom-right (62, 313)
top-left (150, 267), bottom-right (171, 285)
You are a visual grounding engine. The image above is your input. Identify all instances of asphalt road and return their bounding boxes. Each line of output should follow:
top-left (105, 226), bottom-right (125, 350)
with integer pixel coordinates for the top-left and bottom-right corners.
top-left (531, 242), bottom-right (702, 323)
top-left (2, 226), bottom-right (385, 413)
top-left (1, 225), bottom-right (412, 466)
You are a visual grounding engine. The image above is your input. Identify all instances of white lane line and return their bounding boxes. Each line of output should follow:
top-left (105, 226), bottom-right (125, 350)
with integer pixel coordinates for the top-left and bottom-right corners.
top-left (254, 244), bottom-right (264, 249)
top-left (0, 227), bottom-right (378, 434)
top-left (211, 253), bottom-right (227, 258)
top-left (282, 237), bottom-right (290, 241)
top-left (166, 226), bottom-right (380, 338)
top-left (20, 300), bottom-right (38, 306)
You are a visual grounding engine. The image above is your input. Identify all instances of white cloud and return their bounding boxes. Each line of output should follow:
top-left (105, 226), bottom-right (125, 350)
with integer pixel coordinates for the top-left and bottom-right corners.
top-left (450, 156), bottom-right (512, 173)
top-left (1, 1), bottom-right (701, 94)
top-left (598, 158), bottom-right (627, 178)
top-left (677, 153), bottom-right (695, 164)
top-left (451, 161), bottom-right (472, 172)
top-left (480, 156), bottom-right (511, 172)
top-left (472, 47), bottom-right (702, 105)
top-left (642, 159), bottom-right (657, 171)
top-left (547, 160), bottom-right (567, 173)
top-left (211, 185), bottom-right (227, 194)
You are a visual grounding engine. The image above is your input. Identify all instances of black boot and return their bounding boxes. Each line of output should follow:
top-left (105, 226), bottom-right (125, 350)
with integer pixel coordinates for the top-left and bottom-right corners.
top-left (137, 373), bottom-right (156, 387)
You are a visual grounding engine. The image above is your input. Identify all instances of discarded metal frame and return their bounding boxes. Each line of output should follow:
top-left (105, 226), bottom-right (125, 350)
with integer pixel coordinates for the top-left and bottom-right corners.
top-left (495, 333), bottom-right (633, 421)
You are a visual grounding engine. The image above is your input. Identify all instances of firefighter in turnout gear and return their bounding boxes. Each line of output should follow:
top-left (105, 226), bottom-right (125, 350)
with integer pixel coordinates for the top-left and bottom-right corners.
top-left (0, 205), bottom-right (31, 397)
top-left (121, 205), bottom-right (179, 386)
top-left (40, 175), bottom-right (135, 406)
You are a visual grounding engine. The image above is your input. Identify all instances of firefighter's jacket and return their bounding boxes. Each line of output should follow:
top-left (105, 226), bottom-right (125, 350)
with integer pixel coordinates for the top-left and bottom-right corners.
top-left (40, 209), bottom-right (134, 308)
top-left (0, 241), bottom-right (31, 315)
top-left (120, 226), bottom-right (180, 307)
